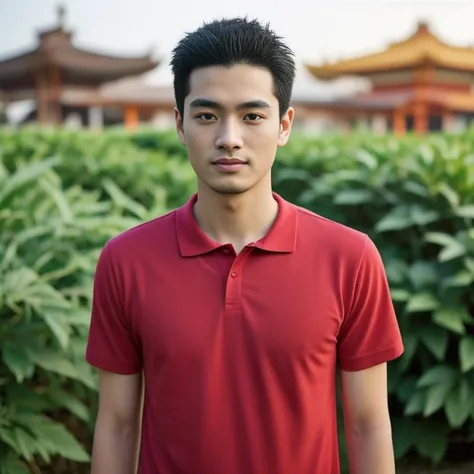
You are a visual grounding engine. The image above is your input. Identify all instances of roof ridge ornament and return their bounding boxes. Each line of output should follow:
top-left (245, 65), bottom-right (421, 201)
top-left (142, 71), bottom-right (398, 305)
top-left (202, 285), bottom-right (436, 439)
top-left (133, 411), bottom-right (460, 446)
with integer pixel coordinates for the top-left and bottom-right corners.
top-left (57, 3), bottom-right (66, 30)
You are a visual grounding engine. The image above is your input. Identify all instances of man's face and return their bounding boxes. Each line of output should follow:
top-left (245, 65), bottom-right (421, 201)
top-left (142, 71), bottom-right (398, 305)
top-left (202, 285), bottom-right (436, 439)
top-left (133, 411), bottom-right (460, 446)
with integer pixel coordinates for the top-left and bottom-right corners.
top-left (175, 64), bottom-right (294, 195)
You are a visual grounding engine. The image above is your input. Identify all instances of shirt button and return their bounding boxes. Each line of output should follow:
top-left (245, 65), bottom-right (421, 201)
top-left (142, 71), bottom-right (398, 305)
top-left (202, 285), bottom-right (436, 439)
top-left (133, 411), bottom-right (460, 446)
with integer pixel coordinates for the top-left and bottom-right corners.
top-left (231, 272), bottom-right (238, 278)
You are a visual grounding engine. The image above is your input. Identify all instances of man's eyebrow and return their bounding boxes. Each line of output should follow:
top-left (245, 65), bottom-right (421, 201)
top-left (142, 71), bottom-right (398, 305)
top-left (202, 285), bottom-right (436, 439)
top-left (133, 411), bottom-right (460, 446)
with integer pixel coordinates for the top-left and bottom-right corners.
top-left (189, 98), bottom-right (271, 110)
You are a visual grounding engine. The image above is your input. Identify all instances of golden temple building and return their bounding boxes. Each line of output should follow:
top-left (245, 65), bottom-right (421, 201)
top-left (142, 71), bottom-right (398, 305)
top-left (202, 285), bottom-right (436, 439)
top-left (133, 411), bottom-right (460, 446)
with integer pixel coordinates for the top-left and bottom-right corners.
top-left (304, 21), bottom-right (474, 135)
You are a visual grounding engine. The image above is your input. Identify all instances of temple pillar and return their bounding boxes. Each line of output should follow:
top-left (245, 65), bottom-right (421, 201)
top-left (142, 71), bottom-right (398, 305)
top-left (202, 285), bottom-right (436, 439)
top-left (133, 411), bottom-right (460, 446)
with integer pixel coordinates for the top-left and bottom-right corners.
top-left (124, 106), bottom-right (139, 130)
top-left (372, 114), bottom-right (387, 134)
top-left (50, 67), bottom-right (62, 125)
top-left (393, 108), bottom-right (405, 136)
top-left (442, 110), bottom-right (455, 133)
top-left (88, 106), bottom-right (103, 130)
top-left (413, 102), bottom-right (428, 135)
top-left (35, 72), bottom-right (49, 125)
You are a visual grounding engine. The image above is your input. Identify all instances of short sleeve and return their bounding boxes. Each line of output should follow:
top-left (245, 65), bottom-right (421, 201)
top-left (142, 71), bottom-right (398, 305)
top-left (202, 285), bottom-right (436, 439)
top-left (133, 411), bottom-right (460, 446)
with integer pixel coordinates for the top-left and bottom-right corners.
top-left (337, 236), bottom-right (404, 371)
top-left (85, 241), bottom-right (142, 374)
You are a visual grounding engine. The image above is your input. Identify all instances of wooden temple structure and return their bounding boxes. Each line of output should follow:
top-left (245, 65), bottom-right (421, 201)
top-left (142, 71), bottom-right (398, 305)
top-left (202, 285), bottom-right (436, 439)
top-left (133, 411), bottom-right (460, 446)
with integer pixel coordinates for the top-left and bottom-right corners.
top-left (4, 12), bottom-right (474, 135)
top-left (305, 21), bottom-right (474, 135)
top-left (0, 6), bottom-right (159, 128)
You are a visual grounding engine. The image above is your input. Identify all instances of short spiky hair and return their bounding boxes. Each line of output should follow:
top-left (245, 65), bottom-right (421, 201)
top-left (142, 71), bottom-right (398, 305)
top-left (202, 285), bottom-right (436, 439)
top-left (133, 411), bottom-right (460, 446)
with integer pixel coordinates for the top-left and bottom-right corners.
top-left (170, 17), bottom-right (296, 119)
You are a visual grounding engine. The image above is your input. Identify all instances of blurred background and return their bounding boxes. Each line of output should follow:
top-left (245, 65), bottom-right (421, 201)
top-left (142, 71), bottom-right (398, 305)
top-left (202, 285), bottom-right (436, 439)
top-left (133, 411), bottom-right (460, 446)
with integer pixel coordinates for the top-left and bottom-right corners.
top-left (1, 1), bottom-right (474, 473)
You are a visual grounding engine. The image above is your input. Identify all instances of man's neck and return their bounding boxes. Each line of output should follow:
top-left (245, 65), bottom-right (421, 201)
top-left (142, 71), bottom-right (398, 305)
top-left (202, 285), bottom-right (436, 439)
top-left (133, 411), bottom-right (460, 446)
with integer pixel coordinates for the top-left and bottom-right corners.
top-left (193, 185), bottom-right (279, 254)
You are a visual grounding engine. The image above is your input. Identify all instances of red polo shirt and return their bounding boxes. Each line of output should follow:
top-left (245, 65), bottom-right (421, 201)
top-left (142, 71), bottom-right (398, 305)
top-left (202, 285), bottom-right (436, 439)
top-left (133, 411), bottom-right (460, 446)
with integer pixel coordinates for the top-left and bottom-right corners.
top-left (86, 192), bottom-right (403, 474)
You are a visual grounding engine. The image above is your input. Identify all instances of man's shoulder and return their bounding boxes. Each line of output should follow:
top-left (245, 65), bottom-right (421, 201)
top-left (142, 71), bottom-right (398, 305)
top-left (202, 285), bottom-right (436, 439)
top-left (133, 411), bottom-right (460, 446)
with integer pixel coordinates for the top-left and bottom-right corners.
top-left (104, 207), bottom-right (179, 257)
top-left (294, 204), bottom-right (368, 250)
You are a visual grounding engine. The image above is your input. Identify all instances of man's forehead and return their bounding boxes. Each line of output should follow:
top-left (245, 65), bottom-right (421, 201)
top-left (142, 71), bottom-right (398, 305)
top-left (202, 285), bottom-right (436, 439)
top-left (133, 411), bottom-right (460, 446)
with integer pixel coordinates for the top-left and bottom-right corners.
top-left (189, 65), bottom-right (274, 90)
top-left (186, 67), bottom-right (277, 110)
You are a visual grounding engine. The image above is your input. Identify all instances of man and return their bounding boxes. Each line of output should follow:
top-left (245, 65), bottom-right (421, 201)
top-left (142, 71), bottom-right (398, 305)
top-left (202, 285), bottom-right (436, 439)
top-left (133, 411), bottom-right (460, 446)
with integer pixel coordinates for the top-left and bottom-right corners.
top-left (86, 17), bottom-right (404, 474)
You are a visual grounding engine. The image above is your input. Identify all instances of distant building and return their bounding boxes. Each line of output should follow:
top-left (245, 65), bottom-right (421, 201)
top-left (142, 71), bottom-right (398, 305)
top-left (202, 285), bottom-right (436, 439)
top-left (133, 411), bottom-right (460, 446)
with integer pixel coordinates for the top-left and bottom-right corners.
top-left (304, 21), bottom-right (474, 135)
top-left (2, 9), bottom-right (474, 135)
top-left (0, 5), bottom-right (159, 128)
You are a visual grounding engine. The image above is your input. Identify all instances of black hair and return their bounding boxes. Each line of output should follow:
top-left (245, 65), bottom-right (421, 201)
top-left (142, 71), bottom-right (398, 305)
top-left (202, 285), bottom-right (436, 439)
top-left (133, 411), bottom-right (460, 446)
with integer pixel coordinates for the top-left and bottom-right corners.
top-left (170, 17), bottom-right (296, 119)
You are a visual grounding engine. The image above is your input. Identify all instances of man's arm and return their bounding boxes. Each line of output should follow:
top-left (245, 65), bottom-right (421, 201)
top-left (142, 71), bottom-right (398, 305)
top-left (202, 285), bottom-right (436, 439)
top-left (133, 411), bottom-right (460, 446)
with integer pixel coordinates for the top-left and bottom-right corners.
top-left (90, 369), bottom-right (144, 474)
top-left (340, 363), bottom-right (396, 474)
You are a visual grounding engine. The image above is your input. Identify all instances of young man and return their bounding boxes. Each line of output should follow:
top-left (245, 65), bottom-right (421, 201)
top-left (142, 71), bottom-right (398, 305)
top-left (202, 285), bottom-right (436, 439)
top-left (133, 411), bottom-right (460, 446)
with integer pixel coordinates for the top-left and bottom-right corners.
top-left (86, 17), bottom-right (404, 474)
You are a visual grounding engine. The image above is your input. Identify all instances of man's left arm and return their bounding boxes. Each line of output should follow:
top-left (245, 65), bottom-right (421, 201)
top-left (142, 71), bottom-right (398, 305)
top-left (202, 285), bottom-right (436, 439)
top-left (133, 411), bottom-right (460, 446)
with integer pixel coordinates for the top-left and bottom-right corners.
top-left (340, 363), bottom-right (395, 474)
top-left (337, 236), bottom-right (404, 474)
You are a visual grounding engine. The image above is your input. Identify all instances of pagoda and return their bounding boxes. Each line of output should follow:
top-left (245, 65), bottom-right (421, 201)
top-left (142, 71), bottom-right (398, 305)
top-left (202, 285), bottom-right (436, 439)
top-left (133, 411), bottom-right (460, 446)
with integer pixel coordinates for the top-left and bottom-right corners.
top-left (304, 21), bottom-right (474, 135)
top-left (0, 5), bottom-right (159, 127)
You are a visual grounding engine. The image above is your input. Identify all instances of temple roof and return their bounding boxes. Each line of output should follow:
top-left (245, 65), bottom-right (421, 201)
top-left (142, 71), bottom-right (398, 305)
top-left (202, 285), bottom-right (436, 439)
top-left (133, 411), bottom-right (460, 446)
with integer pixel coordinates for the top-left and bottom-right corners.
top-left (306, 21), bottom-right (474, 80)
top-left (61, 77), bottom-right (175, 108)
top-left (294, 89), bottom-right (474, 113)
top-left (0, 5), bottom-right (159, 90)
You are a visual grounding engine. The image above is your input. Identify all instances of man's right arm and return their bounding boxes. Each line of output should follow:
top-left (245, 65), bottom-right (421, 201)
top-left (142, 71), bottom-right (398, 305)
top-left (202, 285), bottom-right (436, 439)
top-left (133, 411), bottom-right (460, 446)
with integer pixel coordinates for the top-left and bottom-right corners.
top-left (90, 369), bottom-right (143, 474)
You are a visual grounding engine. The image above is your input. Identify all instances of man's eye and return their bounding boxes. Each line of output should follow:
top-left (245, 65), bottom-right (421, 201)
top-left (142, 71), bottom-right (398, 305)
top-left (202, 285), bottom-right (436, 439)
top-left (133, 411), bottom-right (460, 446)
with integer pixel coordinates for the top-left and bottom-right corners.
top-left (245, 114), bottom-right (262, 121)
top-left (197, 113), bottom-right (215, 121)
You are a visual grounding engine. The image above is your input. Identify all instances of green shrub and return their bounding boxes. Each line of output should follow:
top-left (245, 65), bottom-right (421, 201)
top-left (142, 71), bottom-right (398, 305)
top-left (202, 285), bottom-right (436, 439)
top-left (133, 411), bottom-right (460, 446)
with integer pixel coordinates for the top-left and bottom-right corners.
top-left (0, 127), bottom-right (473, 472)
top-left (274, 132), bottom-right (474, 465)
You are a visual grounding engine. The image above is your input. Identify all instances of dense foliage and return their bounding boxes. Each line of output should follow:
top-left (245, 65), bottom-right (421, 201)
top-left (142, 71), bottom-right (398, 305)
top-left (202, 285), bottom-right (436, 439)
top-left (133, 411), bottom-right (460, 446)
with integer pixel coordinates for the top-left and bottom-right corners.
top-left (0, 127), bottom-right (473, 473)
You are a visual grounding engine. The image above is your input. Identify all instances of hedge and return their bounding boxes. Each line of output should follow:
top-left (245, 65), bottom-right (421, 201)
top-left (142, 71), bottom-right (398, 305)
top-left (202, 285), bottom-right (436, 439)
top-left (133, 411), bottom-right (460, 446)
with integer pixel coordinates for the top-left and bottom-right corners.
top-left (0, 126), bottom-right (473, 473)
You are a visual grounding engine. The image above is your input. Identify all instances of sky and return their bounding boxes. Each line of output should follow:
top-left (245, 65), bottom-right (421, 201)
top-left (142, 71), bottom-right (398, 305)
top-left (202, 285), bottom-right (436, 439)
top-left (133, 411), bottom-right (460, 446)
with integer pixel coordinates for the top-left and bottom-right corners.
top-left (1, 0), bottom-right (474, 95)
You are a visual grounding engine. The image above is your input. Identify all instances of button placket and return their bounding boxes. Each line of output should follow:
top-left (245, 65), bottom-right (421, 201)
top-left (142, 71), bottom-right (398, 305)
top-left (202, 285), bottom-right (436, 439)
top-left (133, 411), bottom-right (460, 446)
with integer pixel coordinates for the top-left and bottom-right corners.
top-left (224, 248), bottom-right (251, 310)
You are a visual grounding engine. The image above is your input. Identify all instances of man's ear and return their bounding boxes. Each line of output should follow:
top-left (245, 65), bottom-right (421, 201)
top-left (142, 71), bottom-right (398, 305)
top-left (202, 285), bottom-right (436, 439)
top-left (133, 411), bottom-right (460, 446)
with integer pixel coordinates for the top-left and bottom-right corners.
top-left (175, 107), bottom-right (186, 145)
top-left (277, 107), bottom-right (294, 147)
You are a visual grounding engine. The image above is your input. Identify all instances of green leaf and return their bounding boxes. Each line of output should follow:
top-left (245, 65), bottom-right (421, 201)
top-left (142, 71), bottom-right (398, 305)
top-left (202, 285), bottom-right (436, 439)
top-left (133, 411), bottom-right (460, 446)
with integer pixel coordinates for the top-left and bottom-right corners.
top-left (102, 178), bottom-right (149, 220)
top-left (354, 149), bottom-right (377, 169)
top-left (12, 428), bottom-right (36, 461)
top-left (425, 232), bottom-right (459, 248)
top-left (28, 417), bottom-right (90, 462)
top-left (392, 418), bottom-right (415, 458)
top-left (390, 288), bottom-right (410, 302)
top-left (455, 205), bottom-right (474, 218)
top-left (375, 206), bottom-right (411, 232)
top-left (32, 350), bottom-right (77, 379)
top-left (273, 168), bottom-right (311, 184)
top-left (433, 307), bottom-right (467, 335)
top-left (417, 365), bottom-right (457, 387)
top-left (443, 269), bottom-right (474, 288)
top-left (439, 183), bottom-right (460, 207)
top-left (410, 206), bottom-right (439, 226)
top-left (0, 453), bottom-right (30, 474)
top-left (460, 336), bottom-right (474, 373)
top-left (424, 382), bottom-right (455, 417)
top-left (398, 331), bottom-right (418, 372)
top-left (405, 390), bottom-right (425, 415)
top-left (406, 292), bottom-right (439, 312)
top-left (0, 157), bottom-right (59, 205)
top-left (419, 326), bottom-right (449, 361)
top-left (466, 258), bottom-right (474, 273)
top-left (413, 421), bottom-right (449, 463)
top-left (407, 261), bottom-right (438, 290)
top-left (425, 232), bottom-right (467, 261)
top-left (445, 379), bottom-right (474, 427)
top-left (38, 175), bottom-right (73, 222)
top-left (439, 243), bottom-right (467, 262)
top-left (1, 344), bottom-right (35, 383)
top-left (333, 189), bottom-right (373, 205)
top-left (384, 259), bottom-right (409, 285)
top-left (0, 426), bottom-right (20, 453)
top-left (41, 308), bottom-right (70, 350)
top-left (49, 391), bottom-right (90, 422)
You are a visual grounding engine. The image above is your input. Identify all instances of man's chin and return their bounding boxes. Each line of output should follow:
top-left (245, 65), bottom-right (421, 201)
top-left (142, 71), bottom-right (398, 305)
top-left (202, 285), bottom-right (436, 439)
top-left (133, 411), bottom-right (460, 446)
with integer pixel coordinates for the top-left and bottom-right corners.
top-left (210, 186), bottom-right (250, 196)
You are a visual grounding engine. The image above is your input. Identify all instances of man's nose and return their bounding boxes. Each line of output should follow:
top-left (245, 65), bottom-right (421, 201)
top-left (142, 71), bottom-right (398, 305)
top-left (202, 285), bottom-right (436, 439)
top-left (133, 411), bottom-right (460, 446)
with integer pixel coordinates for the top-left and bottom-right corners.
top-left (215, 120), bottom-right (243, 150)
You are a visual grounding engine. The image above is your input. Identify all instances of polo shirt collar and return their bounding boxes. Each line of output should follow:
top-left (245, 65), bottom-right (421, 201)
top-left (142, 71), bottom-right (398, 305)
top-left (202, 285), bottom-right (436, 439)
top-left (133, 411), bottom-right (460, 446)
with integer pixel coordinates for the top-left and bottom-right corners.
top-left (175, 192), bottom-right (298, 257)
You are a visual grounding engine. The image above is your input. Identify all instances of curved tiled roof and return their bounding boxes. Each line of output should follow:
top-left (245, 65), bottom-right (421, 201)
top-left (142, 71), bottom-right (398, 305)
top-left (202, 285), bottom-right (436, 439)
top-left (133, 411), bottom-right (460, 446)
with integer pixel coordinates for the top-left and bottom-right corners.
top-left (306, 21), bottom-right (474, 80)
top-left (0, 25), bottom-right (159, 89)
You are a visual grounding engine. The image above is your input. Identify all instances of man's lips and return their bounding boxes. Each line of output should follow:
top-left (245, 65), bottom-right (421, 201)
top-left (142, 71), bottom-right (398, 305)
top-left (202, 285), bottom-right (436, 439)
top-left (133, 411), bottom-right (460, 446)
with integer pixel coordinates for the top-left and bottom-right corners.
top-left (212, 157), bottom-right (248, 172)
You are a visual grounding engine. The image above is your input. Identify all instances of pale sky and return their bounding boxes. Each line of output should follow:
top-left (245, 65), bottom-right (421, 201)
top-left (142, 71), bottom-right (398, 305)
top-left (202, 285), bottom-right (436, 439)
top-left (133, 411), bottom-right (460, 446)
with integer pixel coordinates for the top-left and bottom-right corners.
top-left (1, 0), bottom-right (474, 94)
